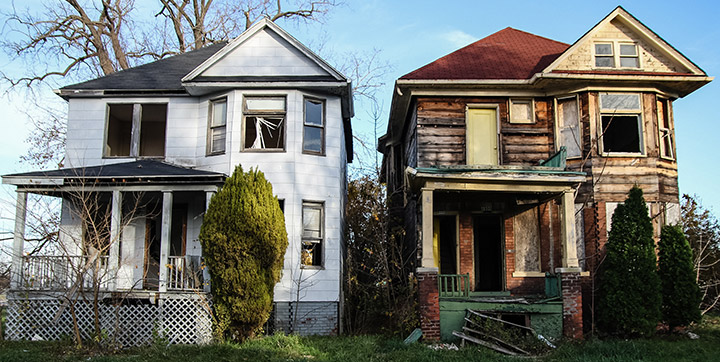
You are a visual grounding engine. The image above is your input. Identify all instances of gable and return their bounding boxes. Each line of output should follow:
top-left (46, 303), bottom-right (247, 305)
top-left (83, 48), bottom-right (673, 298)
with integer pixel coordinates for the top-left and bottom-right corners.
top-left (546, 7), bottom-right (705, 75)
top-left (200, 27), bottom-right (331, 78)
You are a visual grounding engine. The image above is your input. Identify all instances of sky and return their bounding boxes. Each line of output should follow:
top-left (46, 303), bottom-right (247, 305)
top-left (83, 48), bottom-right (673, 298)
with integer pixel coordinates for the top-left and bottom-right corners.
top-left (0, 0), bottom-right (719, 237)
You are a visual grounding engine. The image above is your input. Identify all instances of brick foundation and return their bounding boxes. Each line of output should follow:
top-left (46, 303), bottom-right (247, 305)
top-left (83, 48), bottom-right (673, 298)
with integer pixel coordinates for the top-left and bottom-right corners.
top-left (560, 271), bottom-right (583, 339)
top-left (417, 269), bottom-right (440, 341)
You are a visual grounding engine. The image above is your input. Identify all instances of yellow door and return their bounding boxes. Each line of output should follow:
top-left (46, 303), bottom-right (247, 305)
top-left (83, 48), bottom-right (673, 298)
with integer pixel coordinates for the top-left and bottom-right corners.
top-left (466, 108), bottom-right (498, 165)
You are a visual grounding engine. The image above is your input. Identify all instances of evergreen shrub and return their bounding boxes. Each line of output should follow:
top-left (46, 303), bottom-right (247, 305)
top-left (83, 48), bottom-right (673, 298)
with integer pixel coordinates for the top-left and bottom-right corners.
top-left (658, 225), bottom-right (702, 329)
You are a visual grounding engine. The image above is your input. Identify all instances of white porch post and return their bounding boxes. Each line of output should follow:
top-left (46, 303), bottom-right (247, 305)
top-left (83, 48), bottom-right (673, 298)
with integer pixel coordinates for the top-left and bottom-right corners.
top-left (108, 190), bottom-right (122, 291)
top-left (10, 191), bottom-right (28, 289)
top-left (420, 187), bottom-right (437, 270)
top-left (158, 191), bottom-right (173, 292)
top-left (560, 189), bottom-right (580, 269)
top-left (202, 191), bottom-right (214, 292)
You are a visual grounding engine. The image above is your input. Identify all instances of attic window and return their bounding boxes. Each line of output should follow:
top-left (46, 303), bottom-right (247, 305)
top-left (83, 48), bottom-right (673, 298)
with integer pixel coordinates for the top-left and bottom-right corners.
top-left (594, 42), bottom-right (640, 69)
top-left (619, 44), bottom-right (640, 68)
top-left (105, 103), bottom-right (167, 157)
top-left (509, 99), bottom-right (534, 124)
top-left (594, 43), bottom-right (614, 67)
top-left (599, 93), bottom-right (644, 154)
top-left (243, 96), bottom-right (286, 151)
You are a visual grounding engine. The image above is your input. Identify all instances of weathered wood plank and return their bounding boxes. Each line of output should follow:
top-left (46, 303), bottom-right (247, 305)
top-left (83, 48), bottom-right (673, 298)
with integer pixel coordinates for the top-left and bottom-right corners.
top-left (452, 331), bottom-right (519, 356)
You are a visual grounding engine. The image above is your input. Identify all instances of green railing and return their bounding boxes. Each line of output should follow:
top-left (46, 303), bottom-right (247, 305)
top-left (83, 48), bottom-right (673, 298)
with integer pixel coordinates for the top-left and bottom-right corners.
top-left (438, 273), bottom-right (470, 298)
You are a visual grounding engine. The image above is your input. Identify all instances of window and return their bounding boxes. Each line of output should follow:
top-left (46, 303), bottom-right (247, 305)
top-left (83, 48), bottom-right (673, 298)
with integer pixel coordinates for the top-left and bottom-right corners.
top-left (657, 98), bottom-right (674, 159)
top-left (594, 42), bottom-right (640, 69)
top-left (514, 207), bottom-right (540, 273)
top-left (243, 96), bottom-right (285, 150)
top-left (599, 93), bottom-right (643, 154)
top-left (301, 201), bottom-right (323, 267)
top-left (557, 96), bottom-right (581, 158)
top-left (509, 99), bottom-right (534, 124)
top-left (208, 98), bottom-right (227, 154)
top-left (303, 98), bottom-right (325, 154)
top-left (105, 103), bottom-right (167, 157)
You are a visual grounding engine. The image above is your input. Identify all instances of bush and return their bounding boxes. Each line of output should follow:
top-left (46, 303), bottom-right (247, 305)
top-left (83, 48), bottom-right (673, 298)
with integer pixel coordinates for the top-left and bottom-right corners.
top-left (597, 186), bottom-right (661, 336)
top-left (199, 166), bottom-right (288, 341)
top-left (658, 225), bottom-right (702, 329)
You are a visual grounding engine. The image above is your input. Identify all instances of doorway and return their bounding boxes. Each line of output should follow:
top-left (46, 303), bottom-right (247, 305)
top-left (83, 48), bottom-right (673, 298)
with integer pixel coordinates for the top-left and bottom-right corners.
top-left (434, 215), bottom-right (457, 275)
top-left (473, 214), bottom-right (503, 291)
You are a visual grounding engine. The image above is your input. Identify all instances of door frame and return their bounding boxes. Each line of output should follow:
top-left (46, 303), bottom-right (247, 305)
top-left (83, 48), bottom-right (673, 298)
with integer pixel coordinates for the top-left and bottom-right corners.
top-left (471, 212), bottom-right (505, 292)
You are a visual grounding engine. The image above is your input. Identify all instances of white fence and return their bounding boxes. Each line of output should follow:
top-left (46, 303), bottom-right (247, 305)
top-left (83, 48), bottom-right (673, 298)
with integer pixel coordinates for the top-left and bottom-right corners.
top-left (21, 255), bottom-right (110, 291)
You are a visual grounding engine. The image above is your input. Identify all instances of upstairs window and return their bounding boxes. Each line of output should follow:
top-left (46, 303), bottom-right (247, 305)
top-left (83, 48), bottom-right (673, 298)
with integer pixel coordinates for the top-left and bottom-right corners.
top-left (557, 96), bottom-right (582, 158)
top-left (594, 42), bottom-right (640, 69)
top-left (207, 98), bottom-right (227, 155)
top-left (657, 98), bottom-right (674, 160)
top-left (303, 98), bottom-right (325, 154)
top-left (105, 103), bottom-right (167, 157)
top-left (509, 99), bottom-right (534, 124)
top-left (301, 201), bottom-right (324, 267)
top-left (243, 96), bottom-right (285, 151)
top-left (599, 93), bottom-right (644, 154)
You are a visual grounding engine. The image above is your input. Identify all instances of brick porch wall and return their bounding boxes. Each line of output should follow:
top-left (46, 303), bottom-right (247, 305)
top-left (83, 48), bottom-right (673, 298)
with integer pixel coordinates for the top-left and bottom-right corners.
top-left (458, 213), bottom-right (474, 289)
top-left (417, 269), bottom-right (440, 341)
top-left (560, 271), bottom-right (583, 339)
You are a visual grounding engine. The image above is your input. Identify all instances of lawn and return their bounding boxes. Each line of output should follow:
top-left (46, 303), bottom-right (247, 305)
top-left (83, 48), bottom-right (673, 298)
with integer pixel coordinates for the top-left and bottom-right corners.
top-left (1, 316), bottom-right (718, 362)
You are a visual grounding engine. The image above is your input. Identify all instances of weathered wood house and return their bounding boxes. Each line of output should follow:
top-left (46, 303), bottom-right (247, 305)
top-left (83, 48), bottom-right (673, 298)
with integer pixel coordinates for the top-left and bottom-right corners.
top-left (3, 18), bottom-right (352, 345)
top-left (379, 6), bottom-right (711, 340)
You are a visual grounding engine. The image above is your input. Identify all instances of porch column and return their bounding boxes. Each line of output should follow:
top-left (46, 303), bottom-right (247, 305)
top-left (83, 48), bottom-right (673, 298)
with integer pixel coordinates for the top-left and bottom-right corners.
top-left (203, 191), bottom-right (214, 293)
top-left (420, 187), bottom-right (436, 268)
top-left (158, 191), bottom-right (173, 292)
top-left (10, 191), bottom-right (27, 289)
top-left (560, 189), bottom-right (579, 268)
top-left (558, 189), bottom-right (583, 339)
top-left (108, 190), bottom-right (122, 291)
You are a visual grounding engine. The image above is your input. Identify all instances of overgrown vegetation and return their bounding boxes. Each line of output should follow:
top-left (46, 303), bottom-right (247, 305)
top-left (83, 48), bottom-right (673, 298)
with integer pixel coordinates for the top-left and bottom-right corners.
top-left (659, 225), bottom-right (702, 329)
top-left (597, 186), bottom-right (661, 336)
top-left (2, 315), bottom-right (719, 361)
top-left (343, 175), bottom-right (416, 335)
top-left (681, 194), bottom-right (720, 314)
top-left (199, 166), bottom-right (288, 341)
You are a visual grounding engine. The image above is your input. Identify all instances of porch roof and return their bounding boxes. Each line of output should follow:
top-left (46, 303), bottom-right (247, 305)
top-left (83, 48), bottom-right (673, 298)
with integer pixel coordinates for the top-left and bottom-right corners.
top-left (2, 160), bottom-right (226, 190)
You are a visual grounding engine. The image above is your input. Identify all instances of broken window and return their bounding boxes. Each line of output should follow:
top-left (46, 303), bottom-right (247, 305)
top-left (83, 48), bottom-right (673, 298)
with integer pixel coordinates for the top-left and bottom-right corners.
top-left (208, 98), bottom-right (227, 154)
top-left (514, 207), bottom-right (540, 272)
top-left (303, 98), bottom-right (325, 154)
top-left (557, 96), bottom-right (581, 158)
top-left (105, 103), bottom-right (167, 157)
top-left (599, 93), bottom-right (643, 154)
top-left (243, 96), bottom-right (285, 150)
top-left (509, 99), bottom-right (534, 124)
top-left (657, 98), bottom-right (674, 159)
top-left (301, 201), bottom-right (323, 267)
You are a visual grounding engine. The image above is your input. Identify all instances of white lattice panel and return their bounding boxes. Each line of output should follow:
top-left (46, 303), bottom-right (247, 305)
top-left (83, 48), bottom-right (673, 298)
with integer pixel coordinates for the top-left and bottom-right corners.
top-left (5, 295), bottom-right (212, 347)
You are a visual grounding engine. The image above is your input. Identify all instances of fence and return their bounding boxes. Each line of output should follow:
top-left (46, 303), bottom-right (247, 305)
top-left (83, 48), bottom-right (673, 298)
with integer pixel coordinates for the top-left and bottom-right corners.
top-left (21, 255), bottom-right (110, 291)
top-left (438, 273), bottom-right (470, 298)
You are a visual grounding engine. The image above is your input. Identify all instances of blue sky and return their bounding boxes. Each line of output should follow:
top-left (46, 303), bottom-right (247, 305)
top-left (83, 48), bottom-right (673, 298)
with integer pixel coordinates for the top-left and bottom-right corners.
top-left (0, 0), bottom-right (718, 226)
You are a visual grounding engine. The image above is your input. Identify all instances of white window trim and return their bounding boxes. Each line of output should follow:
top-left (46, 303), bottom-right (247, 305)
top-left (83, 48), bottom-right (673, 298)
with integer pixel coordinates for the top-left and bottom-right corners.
top-left (301, 200), bottom-right (325, 269)
top-left (103, 102), bottom-right (168, 159)
top-left (302, 97), bottom-right (326, 156)
top-left (554, 95), bottom-right (583, 159)
top-left (207, 97), bottom-right (227, 156)
top-left (656, 96), bottom-right (675, 161)
top-left (241, 95), bottom-right (287, 152)
top-left (592, 40), bottom-right (642, 70)
top-left (509, 98), bottom-right (535, 124)
top-left (598, 93), bottom-right (646, 157)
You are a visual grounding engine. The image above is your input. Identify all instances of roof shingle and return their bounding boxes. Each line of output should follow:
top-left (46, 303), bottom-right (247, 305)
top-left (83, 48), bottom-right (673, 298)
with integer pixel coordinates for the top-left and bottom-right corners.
top-left (401, 27), bottom-right (569, 80)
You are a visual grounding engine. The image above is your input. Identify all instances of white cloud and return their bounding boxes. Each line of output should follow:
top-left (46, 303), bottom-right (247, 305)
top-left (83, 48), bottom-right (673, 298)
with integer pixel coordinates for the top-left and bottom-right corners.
top-left (441, 30), bottom-right (479, 49)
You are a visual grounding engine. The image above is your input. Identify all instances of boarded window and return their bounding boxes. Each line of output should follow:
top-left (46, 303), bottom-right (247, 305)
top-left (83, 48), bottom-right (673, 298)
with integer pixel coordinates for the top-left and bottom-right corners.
top-left (599, 93), bottom-right (643, 154)
top-left (301, 201), bottom-right (323, 267)
top-left (303, 98), bottom-right (324, 154)
top-left (208, 98), bottom-right (227, 154)
top-left (557, 96), bottom-right (581, 158)
top-left (243, 97), bottom-right (285, 150)
top-left (657, 98), bottom-right (674, 159)
top-left (510, 99), bottom-right (534, 124)
top-left (514, 207), bottom-right (540, 272)
top-left (105, 103), bottom-right (167, 157)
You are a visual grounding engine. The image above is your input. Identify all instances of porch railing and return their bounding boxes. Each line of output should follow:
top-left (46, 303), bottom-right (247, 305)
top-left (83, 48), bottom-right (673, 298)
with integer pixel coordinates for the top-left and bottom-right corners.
top-left (166, 255), bottom-right (204, 291)
top-left (438, 273), bottom-right (470, 298)
top-left (20, 255), bottom-right (110, 291)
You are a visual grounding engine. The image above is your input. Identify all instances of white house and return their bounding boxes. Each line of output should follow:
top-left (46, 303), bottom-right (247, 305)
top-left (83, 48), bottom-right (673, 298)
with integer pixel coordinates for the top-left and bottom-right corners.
top-left (2, 18), bottom-right (353, 344)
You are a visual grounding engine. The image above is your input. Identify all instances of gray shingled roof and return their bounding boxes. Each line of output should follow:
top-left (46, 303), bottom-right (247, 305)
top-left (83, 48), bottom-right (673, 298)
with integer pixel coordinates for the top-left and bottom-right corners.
top-left (61, 42), bottom-right (227, 91)
top-left (4, 160), bottom-right (225, 180)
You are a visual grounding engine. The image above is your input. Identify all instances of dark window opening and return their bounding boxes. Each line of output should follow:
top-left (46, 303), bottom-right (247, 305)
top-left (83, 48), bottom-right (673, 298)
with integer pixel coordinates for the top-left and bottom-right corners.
top-left (139, 104), bottom-right (167, 157)
top-left (438, 216), bottom-right (457, 275)
top-left (106, 104), bottom-right (133, 157)
top-left (244, 116), bottom-right (284, 149)
top-left (106, 103), bottom-right (167, 157)
top-left (601, 115), bottom-right (641, 153)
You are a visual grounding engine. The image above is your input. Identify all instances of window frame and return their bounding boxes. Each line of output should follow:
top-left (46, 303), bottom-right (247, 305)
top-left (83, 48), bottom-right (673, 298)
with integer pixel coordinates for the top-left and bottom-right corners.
top-left (555, 95), bottom-right (582, 159)
top-left (103, 102), bottom-right (168, 159)
top-left (302, 97), bottom-right (326, 155)
top-left (241, 95), bottom-right (287, 152)
top-left (656, 97), bottom-right (675, 160)
top-left (509, 98), bottom-right (535, 124)
top-left (206, 97), bottom-right (228, 156)
top-left (618, 42), bottom-right (640, 69)
top-left (593, 41), bottom-right (642, 70)
top-left (598, 92), bottom-right (645, 156)
top-left (301, 200), bottom-right (324, 269)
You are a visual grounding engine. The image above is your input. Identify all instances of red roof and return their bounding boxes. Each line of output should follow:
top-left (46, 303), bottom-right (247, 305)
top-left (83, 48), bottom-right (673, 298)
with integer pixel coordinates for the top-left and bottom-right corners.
top-left (401, 27), bottom-right (569, 80)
